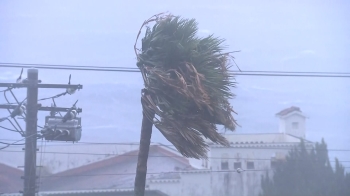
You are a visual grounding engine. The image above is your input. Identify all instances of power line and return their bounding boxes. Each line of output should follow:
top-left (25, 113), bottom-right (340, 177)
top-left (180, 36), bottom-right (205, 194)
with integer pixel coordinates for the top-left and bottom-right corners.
top-left (38, 169), bottom-right (278, 178)
top-left (231, 73), bottom-right (350, 78)
top-left (0, 115), bottom-right (24, 136)
top-left (1, 63), bottom-right (350, 77)
top-left (0, 125), bottom-right (21, 133)
top-left (0, 62), bottom-right (140, 70)
top-left (1, 91), bottom-right (69, 105)
top-left (37, 91), bottom-right (68, 102)
top-left (0, 64), bottom-right (139, 72)
top-left (0, 134), bottom-right (37, 150)
top-left (1, 139), bottom-right (350, 152)
top-left (2, 62), bottom-right (350, 74)
top-left (38, 167), bottom-right (350, 178)
top-left (2, 90), bottom-right (25, 134)
top-left (2, 149), bottom-right (350, 163)
top-left (232, 70), bottom-right (350, 75)
top-left (0, 88), bottom-right (12, 93)
top-left (0, 141), bottom-right (25, 145)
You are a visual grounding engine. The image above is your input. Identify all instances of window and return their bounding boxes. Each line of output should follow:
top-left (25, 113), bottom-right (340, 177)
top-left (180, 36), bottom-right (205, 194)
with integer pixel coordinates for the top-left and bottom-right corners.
top-left (221, 153), bottom-right (229, 170)
top-left (292, 122), bottom-right (299, 129)
top-left (234, 162), bottom-right (242, 169)
top-left (221, 161), bottom-right (229, 170)
top-left (271, 160), bottom-right (278, 170)
top-left (247, 161), bottom-right (254, 169)
top-left (271, 160), bottom-right (283, 170)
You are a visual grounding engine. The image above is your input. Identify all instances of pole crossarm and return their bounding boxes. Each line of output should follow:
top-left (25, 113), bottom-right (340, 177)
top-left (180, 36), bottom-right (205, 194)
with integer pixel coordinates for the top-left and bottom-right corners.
top-left (0, 83), bottom-right (83, 89)
top-left (0, 105), bottom-right (82, 113)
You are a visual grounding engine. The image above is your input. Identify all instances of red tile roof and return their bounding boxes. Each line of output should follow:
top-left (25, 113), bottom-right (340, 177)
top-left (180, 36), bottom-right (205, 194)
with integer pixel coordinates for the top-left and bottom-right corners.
top-left (46, 145), bottom-right (190, 178)
top-left (276, 106), bottom-right (301, 116)
top-left (0, 163), bottom-right (23, 193)
top-left (40, 144), bottom-right (192, 191)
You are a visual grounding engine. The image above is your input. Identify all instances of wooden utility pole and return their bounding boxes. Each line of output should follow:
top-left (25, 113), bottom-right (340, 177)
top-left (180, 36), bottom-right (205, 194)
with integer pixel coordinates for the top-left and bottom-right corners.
top-left (23, 69), bottom-right (38, 196)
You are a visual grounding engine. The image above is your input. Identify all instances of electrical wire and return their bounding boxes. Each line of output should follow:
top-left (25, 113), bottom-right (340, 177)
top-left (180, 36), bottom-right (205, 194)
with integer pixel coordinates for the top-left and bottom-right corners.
top-left (0, 117), bottom-right (24, 136)
top-left (1, 91), bottom-right (69, 105)
top-left (0, 139), bottom-right (349, 152)
top-left (36, 91), bottom-right (71, 117)
top-left (38, 167), bottom-right (350, 178)
top-left (0, 88), bottom-right (12, 93)
top-left (0, 62), bottom-right (140, 70)
top-left (37, 139), bottom-right (46, 193)
top-left (1, 149), bottom-right (350, 164)
top-left (0, 65), bottom-right (349, 178)
top-left (0, 115), bottom-right (10, 122)
top-left (3, 90), bottom-right (25, 134)
top-left (2, 62), bottom-right (350, 74)
top-left (0, 134), bottom-right (37, 150)
top-left (0, 64), bottom-right (140, 72)
top-left (0, 125), bottom-right (21, 133)
top-left (1, 63), bottom-right (350, 77)
top-left (39, 169), bottom-right (281, 178)
top-left (0, 141), bottom-right (25, 145)
top-left (37, 91), bottom-right (68, 102)
top-left (8, 88), bottom-right (26, 118)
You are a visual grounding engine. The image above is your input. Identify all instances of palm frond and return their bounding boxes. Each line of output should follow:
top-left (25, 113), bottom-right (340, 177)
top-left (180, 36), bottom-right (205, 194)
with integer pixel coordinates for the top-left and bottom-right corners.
top-left (135, 14), bottom-right (238, 159)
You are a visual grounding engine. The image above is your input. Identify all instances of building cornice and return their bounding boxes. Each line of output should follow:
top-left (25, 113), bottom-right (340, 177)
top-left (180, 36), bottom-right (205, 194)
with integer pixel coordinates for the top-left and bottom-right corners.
top-left (149, 179), bottom-right (180, 183)
top-left (210, 142), bottom-right (314, 149)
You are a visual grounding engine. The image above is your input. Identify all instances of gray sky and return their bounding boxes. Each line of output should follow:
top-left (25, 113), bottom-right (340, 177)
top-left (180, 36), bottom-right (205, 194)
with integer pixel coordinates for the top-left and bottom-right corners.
top-left (0, 0), bottom-right (349, 167)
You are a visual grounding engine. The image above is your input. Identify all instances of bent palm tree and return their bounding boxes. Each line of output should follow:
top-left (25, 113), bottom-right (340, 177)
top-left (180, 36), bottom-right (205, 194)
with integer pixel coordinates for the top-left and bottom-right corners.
top-left (134, 13), bottom-right (238, 196)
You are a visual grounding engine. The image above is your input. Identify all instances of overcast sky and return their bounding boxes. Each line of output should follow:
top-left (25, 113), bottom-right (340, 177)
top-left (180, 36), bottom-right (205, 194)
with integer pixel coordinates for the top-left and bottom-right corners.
top-left (0, 1), bottom-right (349, 166)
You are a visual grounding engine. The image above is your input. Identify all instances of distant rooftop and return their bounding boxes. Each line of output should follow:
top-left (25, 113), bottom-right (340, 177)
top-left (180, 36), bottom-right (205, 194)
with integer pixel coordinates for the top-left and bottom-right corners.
top-left (0, 163), bottom-right (23, 193)
top-left (276, 106), bottom-right (302, 116)
top-left (39, 144), bottom-right (192, 191)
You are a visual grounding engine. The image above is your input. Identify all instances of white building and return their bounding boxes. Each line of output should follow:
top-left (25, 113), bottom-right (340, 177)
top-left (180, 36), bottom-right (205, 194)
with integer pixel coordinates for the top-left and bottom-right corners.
top-left (149, 106), bottom-right (313, 196)
top-left (0, 144), bottom-right (193, 194)
top-left (1, 106), bottom-right (313, 196)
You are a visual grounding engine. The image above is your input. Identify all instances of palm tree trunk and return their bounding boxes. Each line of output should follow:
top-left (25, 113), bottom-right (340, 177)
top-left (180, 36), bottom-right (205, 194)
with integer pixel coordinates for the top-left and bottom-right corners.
top-left (134, 110), bottom-right (155, 196)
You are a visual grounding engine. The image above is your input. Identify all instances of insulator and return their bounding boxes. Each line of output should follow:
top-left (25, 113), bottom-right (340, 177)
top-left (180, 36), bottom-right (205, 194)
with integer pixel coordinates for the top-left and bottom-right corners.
top-left (70, 110), bottom-right (77, 119)
top-left (55, 129), bottom-right (63, 135)
top-left (62, 130), bottom-right (70, 136)
top-left (66, 88), bottom-right (76, 95)
top-left (19, 105), bottom-right (26, 116)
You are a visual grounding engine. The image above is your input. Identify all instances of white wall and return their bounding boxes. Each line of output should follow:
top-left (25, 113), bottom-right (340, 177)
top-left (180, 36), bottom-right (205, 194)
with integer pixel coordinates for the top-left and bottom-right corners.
top-left (149, 172), bottom-right (211, 196)
top-left (180, 172), bottom-right (211, 196)
top-left (209, 146), bottom-right (293, 196)
top-left (148, 181), bottom-right (181, 196)
top-left (0, 143), bottom-right (140, 174)
top-left (149, 145), bottom-right (297, 196)
top-left (279, 113), bottom-right (306, 138)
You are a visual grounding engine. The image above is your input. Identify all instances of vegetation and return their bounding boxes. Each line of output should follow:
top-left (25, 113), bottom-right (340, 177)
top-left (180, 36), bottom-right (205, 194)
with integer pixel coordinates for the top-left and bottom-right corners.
top-left (260, 139), bottom-right (350, 196)
top-left (133, 13), bottom-right (238, 196)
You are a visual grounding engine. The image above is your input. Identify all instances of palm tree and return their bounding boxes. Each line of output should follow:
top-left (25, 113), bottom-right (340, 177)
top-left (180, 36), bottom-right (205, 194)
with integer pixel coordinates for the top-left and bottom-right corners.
top-left (134, 13), bottom-right (238, 196)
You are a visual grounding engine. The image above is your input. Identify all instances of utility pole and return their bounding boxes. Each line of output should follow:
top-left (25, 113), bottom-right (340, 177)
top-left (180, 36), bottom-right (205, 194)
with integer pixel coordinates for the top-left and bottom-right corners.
top-left (0, 68), bottom-right (83, 195)
top-left (23, 69), bottom-right (38, 196)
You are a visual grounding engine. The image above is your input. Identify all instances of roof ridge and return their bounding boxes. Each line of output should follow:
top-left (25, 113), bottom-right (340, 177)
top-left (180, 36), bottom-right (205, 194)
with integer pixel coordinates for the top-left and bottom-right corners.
top-left (276, 106), bottom-right (302, 116)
